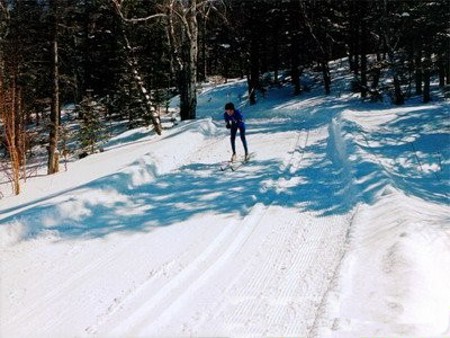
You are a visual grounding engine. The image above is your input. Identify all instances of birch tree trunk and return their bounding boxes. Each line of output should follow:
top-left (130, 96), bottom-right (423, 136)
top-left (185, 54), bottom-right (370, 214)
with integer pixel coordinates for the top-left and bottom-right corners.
top-left (122, 28), bottom-right (162, 134)
top-left (113, 0), bottom-right (199, 121)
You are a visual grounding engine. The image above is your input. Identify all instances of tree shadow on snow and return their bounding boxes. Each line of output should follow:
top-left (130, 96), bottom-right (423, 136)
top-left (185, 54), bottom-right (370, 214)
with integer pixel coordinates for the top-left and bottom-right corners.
top-left (1, 93), bottom-right (448, 242)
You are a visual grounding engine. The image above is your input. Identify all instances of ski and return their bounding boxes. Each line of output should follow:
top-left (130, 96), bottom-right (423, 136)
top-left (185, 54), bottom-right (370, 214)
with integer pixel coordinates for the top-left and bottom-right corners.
top-left (230, 159), bottom-right (247, 171)
top-left (231, 152), bottom-right (255, 171)
top-left (220, 152), bottom-right (255, 171)
top-left (220, 161), bottom-right (233, 171)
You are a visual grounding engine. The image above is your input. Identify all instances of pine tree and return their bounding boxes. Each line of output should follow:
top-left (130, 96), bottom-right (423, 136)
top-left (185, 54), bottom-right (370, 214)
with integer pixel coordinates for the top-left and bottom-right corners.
top-left (77, 91), bottom-right (108, 155)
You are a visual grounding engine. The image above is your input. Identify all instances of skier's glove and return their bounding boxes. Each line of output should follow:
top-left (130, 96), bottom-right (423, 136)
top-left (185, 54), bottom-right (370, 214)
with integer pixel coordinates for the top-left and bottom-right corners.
top-left (226, 123), bottom-right (231, 129)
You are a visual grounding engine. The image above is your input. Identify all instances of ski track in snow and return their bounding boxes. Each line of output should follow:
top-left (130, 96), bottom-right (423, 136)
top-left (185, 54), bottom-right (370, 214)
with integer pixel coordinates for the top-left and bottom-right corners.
top-left (1, 77), bottom-right (449, 337)
top-left (88, 121), bottom-right (355, 337)
top-left (3, 117), bottom-right (354, 337)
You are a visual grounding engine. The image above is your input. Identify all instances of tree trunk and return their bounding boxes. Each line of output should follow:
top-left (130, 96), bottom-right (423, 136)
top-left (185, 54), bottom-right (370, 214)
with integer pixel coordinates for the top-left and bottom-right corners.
top-left (10, 78), bottom-right (20, 194)
top-left (291, 42), bottom-right (301, 96)
top-left (200, 15), bottom-right (207, 82)
top-left (178, 0), bottom-right (198, 120)
top-left (187, 0), bottom-right (198, 120)
top-left (48, 0), bottom-right (60, 175)
top-left (291, 63), bottom-right (301, 96)
top-left (438, 58), bottom-right (445, 88)
top-left (393, 74), bottom-right (404, 105)
top-left (380, 1), bottom-right (404, 105)
top-left (15, 85), bottom-right (25, 167)
top-left (248, 36), bottom-right (260, 105)
top-left (0, 14), bottom-right (21, 194)
top-left (371, 65), bottom-right (381, 89)
top-left (122, 29), bottom-right (162, 133)
top-left (360, 19), bottom-right (368, 98)
top-left (48, 35), bottom-right (60, 175)
top-left (1, 71), bottom-right (21, 194)
top-left (179, 66), bottom-right (191, 120)
top-left (385, 45), bottom-right (404, 105)
top-left (322, 61), bottom-right (331, 95)
top-left (423, 51), bottom-right (431, 103)
top-left (446, 58), bottom-right (450, 85)
top-left (415, 49), bottom-right (422, 95)
top-left (351, 20), bottom-right (359, 74)
top-left (290, 7), bottom-right (301, 96)
top-left (271, 19), bottom-right (280, 86)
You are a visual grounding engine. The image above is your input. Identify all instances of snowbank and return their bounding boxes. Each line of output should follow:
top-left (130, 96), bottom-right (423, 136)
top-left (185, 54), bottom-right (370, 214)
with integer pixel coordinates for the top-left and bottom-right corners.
top-left (0, 118), bottom-right (219, 245)
top-left (330, 187), bottom-right (450, 336)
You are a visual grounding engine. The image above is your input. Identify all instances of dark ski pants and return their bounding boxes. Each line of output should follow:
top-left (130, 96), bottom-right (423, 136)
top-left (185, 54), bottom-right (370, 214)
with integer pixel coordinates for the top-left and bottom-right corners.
top-left (230, 125), bottom-right (248, 155)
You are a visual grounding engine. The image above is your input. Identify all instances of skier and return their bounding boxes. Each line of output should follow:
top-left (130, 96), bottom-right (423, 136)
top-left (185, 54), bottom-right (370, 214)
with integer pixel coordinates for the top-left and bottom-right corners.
top-left (224, 102), bottom-right (249, 162)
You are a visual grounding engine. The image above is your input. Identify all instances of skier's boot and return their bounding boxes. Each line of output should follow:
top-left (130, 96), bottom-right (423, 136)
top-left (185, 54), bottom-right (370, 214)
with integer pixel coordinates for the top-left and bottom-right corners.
top-left (244, 152), bottom-right (250, 161)
top-left (231, 153), bottom-right (237, 162)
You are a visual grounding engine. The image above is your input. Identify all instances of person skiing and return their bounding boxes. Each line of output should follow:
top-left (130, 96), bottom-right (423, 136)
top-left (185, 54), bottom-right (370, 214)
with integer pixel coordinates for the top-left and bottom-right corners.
top-left (224, 102), bottom-right (249, 162)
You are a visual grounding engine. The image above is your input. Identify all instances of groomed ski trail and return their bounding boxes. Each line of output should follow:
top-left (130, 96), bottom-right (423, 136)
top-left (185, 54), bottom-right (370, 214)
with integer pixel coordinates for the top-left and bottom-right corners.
top-left (2, 97), bottom-right (363, 338)
top-left (90, 120), bottom-right (357, 337)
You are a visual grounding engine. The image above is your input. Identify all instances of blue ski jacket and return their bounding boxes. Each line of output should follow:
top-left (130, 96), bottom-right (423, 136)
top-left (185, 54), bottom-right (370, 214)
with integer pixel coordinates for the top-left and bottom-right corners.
top-left (224, 109), bottom-right (245, 128)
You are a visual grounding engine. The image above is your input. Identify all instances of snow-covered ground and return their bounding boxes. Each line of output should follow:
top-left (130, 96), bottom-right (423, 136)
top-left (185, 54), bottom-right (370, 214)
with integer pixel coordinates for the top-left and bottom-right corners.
top-left (1, 70), bottom-right (449, 337)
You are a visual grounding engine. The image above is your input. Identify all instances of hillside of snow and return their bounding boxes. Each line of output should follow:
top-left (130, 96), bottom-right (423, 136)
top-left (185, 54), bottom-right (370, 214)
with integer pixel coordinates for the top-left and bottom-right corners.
top-left (1, 65), bottom-right (449, 337)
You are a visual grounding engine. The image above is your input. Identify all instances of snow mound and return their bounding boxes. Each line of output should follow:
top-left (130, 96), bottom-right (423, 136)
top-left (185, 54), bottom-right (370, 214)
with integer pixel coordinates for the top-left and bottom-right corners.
top-left (328, 187), bottom-right (450, 336)
top-left (0, 221), bottom-right (29, 248)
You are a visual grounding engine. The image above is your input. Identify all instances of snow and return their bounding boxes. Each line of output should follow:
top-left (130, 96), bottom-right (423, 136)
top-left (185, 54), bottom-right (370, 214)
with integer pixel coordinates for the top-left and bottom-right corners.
top-left (1, 70), bottom-right (449, 337)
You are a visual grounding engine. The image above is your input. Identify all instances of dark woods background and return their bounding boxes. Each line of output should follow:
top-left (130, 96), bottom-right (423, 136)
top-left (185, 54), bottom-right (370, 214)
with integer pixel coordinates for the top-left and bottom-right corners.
top-left (0, 0), bottom-right (449, 192)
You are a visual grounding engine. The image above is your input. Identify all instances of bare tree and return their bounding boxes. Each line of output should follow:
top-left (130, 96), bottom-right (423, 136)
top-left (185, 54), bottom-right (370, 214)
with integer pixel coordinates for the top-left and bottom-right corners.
top-left (0, 0), bottom-right (25, 195)
top-left (113, 0), bottom-right (208, 121)
top-left (121, 28), bottom-right (163, 134)
top-left (0, 74), bottom-right (22, 195)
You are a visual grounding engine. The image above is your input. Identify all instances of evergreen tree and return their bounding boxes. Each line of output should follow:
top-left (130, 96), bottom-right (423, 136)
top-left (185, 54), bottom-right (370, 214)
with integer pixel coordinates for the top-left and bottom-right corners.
top-left (77, 91), bottom-right (108, 155)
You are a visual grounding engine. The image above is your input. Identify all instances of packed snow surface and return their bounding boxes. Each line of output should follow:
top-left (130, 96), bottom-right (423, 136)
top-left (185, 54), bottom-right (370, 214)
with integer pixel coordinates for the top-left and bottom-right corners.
top-left (1, 76), bottom-right (449, 337)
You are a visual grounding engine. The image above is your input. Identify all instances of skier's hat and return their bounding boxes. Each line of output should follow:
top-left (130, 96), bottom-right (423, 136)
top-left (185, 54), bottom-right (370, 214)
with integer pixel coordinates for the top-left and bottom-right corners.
top-left (225, 102), bottom-right (235, 110)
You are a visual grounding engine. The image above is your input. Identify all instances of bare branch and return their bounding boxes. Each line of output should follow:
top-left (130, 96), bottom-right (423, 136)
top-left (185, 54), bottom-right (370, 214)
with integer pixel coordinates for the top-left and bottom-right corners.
top-left (112, 0), bottom-right (167, 24)
top-left (197, 0), bottom-right (228, 27)
top-left (168, 1), bottom-right (193, 42)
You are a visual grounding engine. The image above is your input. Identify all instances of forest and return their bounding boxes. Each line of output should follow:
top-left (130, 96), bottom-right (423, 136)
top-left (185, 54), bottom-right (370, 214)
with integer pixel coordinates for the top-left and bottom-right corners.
top-left (0, 0), bottom-right (449, 194)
